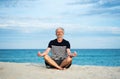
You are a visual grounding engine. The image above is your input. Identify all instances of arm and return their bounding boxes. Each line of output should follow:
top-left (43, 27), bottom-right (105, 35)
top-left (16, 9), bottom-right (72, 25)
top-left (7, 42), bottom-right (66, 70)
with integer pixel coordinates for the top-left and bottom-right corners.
top-left (66, 48), bottom-right (77, 57)
top-left (38, 48), bottom-right (51, 57)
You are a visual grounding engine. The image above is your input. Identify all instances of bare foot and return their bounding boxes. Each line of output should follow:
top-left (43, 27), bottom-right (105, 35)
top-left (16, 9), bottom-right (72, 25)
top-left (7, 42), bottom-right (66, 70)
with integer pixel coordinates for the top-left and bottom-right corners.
top-left (57, 67), bottom-right (63, 70)
top-left (63, 68), bottom-right (67, 70)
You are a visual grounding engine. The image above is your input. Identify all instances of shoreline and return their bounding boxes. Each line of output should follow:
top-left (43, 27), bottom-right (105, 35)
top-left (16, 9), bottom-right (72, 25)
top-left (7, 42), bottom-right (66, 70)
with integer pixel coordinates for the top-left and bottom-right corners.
top-left (0, 61), bottom-right (119, 67)
top-left (0, 62), bottom-right (120, 79)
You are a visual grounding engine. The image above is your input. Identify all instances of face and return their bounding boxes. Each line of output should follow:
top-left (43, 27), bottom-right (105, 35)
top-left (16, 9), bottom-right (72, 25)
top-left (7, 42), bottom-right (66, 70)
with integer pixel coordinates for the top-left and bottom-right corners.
top-left (56, 29), bottom-right (64, 38)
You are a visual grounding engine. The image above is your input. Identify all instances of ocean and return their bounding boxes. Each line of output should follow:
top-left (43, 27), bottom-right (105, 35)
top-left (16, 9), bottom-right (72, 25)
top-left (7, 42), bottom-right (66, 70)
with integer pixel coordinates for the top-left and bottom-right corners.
top-left (0, 49), bottom-right (120, 66)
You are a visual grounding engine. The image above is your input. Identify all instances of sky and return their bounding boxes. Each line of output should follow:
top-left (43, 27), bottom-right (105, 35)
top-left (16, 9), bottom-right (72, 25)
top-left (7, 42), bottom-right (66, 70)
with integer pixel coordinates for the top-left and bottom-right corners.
top-left (0, 0), bottom-right (120, 49)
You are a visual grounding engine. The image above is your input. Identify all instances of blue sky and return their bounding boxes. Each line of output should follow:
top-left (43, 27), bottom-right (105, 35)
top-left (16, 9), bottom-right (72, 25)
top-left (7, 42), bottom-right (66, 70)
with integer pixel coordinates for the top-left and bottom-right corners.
top-left (0, 0), bottom-right (120, 49)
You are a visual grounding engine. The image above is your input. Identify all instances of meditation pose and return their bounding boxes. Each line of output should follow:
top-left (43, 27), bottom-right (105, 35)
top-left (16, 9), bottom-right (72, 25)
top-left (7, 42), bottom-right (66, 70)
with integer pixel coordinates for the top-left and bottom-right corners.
top-left (38, 27), bottom-right (77, 70)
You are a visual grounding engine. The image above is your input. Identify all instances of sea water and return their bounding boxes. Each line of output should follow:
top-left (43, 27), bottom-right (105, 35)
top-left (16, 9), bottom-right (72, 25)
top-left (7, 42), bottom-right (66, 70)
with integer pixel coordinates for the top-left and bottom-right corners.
top-left (0, 49), bottom-right (120, 66)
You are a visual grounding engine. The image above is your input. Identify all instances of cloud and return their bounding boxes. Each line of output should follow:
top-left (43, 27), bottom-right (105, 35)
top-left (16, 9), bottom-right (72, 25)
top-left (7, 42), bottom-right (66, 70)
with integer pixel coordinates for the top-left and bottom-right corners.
top-left (0, 17), bottom-right (71, 33)
top-left (66, 0), bottom-right (120, 16)
top-left (0, 17), bottom-right (120, 37)
top-left (67, 0), bottom-right (98, 5)
top-left (68, 0), bottom-right (120, 7)
top-left (0, 0), bottom-right (42, 8)
top-left (98, 0), bottom-right (120, 8)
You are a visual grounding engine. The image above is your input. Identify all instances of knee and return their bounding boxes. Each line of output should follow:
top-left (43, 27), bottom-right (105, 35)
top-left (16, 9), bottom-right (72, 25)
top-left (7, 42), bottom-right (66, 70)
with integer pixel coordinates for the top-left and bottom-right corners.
top-left (67, 56), bottom-right (72, 62)
top-left (44, 55), bottom-right (49, 60)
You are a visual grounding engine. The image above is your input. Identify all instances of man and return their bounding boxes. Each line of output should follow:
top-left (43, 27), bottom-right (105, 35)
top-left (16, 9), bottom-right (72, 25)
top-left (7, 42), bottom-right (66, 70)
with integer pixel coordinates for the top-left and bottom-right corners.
top-left (37, 27), bottom-right (77, 70)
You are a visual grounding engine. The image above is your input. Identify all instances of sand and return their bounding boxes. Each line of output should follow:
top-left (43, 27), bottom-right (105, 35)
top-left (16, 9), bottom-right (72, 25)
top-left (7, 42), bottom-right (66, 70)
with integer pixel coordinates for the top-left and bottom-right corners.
top-left (0, 62), bottom-right (120, 79)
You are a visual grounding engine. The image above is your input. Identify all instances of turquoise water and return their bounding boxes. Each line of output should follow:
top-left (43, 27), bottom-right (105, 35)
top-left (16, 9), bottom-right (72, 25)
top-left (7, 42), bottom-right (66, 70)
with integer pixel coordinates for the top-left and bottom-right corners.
top-left (0, 49), bottom-right (120, 66)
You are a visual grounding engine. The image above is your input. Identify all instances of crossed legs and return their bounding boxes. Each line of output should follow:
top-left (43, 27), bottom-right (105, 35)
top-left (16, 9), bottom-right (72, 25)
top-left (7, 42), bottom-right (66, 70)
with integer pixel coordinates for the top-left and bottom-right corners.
top-left (44, 55), bottom-right (72, 70)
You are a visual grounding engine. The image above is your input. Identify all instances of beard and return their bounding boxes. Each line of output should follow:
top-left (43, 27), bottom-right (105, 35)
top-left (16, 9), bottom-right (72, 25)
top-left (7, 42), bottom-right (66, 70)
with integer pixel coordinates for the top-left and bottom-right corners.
top-left (57, 35), bottom-right (63, 38)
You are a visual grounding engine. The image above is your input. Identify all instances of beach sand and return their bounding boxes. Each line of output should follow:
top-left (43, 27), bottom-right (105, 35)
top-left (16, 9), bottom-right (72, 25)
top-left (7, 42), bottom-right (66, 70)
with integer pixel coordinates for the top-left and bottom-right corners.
top-left (0, 62), bottom-right (120, 79)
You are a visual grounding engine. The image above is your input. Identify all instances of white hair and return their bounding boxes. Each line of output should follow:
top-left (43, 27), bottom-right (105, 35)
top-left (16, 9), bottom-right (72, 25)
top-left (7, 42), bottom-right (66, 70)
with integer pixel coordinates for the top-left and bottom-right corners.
top-left (55, 27), bottom-right (64, 33)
